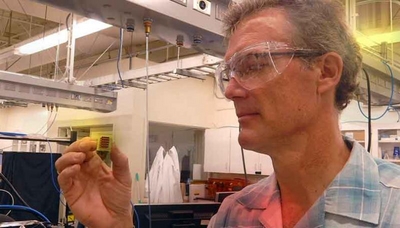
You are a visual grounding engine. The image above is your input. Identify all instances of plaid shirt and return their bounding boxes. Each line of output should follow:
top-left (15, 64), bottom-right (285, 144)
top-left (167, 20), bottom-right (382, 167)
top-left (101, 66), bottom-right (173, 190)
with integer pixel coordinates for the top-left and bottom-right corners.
top-left (209, 139), bottom-right (400, 227)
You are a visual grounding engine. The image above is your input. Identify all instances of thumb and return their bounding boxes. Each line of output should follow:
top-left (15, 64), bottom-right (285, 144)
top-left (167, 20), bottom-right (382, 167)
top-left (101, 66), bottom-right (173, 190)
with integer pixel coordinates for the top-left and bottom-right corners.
top-left (110, 144), bottom-right (132, 187)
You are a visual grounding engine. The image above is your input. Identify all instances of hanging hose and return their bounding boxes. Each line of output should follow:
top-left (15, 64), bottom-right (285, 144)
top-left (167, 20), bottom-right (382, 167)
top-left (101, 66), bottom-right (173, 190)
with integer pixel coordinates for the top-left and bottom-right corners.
top-left (143, 17), bottom-right (153, 228)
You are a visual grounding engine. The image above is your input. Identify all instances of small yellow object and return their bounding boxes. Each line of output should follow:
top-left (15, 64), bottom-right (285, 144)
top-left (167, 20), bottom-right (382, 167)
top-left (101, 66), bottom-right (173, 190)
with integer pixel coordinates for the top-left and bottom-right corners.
top-left (67, 215), bottom-right (75, 222)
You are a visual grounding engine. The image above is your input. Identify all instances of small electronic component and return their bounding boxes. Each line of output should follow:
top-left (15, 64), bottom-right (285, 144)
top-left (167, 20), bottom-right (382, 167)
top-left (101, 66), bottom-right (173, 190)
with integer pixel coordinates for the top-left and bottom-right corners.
top-left (97, 136), bottom-right (112, 152)
top-left (96, 136), bottom-right (112, 166)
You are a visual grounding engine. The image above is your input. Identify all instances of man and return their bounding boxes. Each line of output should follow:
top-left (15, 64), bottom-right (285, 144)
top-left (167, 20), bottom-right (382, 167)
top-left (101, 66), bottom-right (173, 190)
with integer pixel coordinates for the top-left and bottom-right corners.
top-left (55, 0), bottom-right (400, 228)
top-left (209, 0), bottom-right (400, 227)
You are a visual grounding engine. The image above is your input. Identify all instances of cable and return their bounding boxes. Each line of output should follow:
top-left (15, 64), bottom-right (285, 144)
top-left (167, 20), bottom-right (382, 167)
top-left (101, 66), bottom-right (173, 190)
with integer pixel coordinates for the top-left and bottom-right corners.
top-left (77, 41), bottom-right (116, 80)
top-left (145, 30), bottom-right (152, 228)
top-left (35, 109), bottom-right (53, 134)
top-left (5, 57), bottom-right (22, 71)
top-left (240, 147), bottom-right (248, 186)
top-left (238, 126), bottom-right (248, 186)
top-left (177, 46), bottom-right (181, 69)
top-left (364, 68), bottom-right (372, 152)
top-left (66, 13), bottom-right (71, 31)
top-left (394, 107), bottom-right (400, 122)
top-left (117, 28), bottom-right (125, 88)
top-left (0, 189), bottom-right (14, 215)
top-left (42, 108), bottom-right (58, 136)
top-left (54, 22), bottom-right (62, 80)
top-left (47, 139), bottom-right (66, 207)
top-left (17, 0), bottom-right (29, 19)
top-left (1, 0), bottom-right (11, 12)
top-left (176, 35), bottom-right (183, 69)
top-left (0, 205), bottom-right (50, 223)
top-left (357, 61), bottom-right (394, 120)
top-left (48, 140), bottom-right (59, 194)
top-left (48, 138), bottom-right (68, 227)
top-left (131, 202), bottom-right (140, 228)
top-left (0, 172), bottom-right (30, 207)
top-left (143, 18), bottom-right (152, 228)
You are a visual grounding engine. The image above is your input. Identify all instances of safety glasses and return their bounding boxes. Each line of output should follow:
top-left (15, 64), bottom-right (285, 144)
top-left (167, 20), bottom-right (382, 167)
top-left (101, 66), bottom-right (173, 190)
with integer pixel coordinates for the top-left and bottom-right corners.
top-left (215, 41), bottom-right (323, 95)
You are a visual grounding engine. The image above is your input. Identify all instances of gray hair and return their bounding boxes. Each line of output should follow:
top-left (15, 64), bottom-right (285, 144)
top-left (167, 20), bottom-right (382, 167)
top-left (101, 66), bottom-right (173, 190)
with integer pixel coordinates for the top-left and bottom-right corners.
top-left (223, 0), bottom-right (362, 111)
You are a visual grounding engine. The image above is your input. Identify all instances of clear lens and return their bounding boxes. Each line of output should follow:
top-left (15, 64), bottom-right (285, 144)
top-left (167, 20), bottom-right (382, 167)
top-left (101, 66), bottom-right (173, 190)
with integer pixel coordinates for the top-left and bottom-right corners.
top-left (216, 42), bottom-right (296, 95)
top-left (215, 62), bottom-right (230, 94)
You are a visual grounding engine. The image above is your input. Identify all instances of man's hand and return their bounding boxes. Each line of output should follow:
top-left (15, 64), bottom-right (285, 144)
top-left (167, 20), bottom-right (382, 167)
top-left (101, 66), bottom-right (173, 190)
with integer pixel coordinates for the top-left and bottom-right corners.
top-left (55, 137), bottom-right (133, 228)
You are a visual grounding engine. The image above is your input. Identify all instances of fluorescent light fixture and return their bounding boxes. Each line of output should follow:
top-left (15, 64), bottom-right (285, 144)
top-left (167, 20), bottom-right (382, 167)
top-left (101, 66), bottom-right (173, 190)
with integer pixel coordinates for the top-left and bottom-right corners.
top-left (15, 19), bottom-right (112, 55)
top-left (356, 30), bottom-right (400, 47)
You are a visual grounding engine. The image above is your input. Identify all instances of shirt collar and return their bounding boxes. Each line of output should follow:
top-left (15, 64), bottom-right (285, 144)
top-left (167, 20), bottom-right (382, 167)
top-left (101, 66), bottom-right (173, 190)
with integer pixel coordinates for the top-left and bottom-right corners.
top-left (236, 173), bottom-right (278, 209)
top-left (324, 139), bottom-right (381, 225)
top-left (235, 138), bottom-right (381, 225)
top-left (236, 174), bottom-right (283, 228)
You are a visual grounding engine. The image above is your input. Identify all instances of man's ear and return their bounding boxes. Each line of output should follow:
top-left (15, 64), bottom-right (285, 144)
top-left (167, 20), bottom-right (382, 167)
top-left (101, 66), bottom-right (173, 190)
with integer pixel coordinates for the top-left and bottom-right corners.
top-left (316, 52), bottom-right (343, 94)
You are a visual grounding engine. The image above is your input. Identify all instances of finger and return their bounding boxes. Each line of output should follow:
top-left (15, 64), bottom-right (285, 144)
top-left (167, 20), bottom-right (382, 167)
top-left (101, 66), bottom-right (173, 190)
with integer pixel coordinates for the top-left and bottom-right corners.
top-left (64, 137), bottom-right (97, 161)
top-left (110, 144), bottom-right (132, 187)
top-left (64, 137), bottom-right (97, 153)
top-left (58, 164), bottom-right (81, 193)
top-left (55, 152), bottom-right (86, 173)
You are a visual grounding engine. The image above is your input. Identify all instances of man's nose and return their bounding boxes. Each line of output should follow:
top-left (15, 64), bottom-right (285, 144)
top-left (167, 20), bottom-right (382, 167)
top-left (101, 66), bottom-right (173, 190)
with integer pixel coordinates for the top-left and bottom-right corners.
top-left (224, 77), bottom-right (247, 100)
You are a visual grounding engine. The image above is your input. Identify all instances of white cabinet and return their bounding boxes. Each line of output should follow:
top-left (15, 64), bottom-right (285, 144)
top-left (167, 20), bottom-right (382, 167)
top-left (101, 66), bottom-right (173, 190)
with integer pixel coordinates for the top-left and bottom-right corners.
top-left (234, 149), bottom-right (273, 175)
top-left (204, 128), bottom-right (231, 173)
top-left (229, 128), bottom-right (273, 175)
top-left (340, 122), bottom-right (367, 147)
top-left (374, 124), bottom-right (400, 165)
top-left (204, 127), bottom-right (274, 175)
top-left (229, 127), bottom-right (249, 173)
top-left (259, 153), bottom-right (274, 175)
top-left (340, 123), bottom-right (400, 165)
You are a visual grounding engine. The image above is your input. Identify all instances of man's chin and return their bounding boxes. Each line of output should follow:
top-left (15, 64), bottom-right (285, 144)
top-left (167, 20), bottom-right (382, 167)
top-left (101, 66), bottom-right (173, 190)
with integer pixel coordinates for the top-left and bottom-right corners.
top-left (238, 132), bottom-right (255, 150)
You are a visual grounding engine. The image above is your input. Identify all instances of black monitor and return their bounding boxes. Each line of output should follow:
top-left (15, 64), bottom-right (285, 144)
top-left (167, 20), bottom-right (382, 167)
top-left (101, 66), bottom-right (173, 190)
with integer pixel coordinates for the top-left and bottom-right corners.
top-left (133, 202), bottom-right (220, 228)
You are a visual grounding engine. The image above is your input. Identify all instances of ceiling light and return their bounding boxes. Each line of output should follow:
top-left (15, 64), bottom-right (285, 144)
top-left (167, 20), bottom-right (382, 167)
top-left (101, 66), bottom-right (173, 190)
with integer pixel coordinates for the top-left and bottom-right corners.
top-left (15, 19), bottom-right (112, 55)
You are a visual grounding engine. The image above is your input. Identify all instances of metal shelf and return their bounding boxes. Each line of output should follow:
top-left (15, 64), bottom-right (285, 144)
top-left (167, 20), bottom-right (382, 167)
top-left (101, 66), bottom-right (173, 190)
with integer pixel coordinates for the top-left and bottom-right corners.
top-left (378, 140), bottom-right (400, 143)
top-left (88, 54), bottom-right (221, 89)
top-left (0, 71), bottom-right (118, 112)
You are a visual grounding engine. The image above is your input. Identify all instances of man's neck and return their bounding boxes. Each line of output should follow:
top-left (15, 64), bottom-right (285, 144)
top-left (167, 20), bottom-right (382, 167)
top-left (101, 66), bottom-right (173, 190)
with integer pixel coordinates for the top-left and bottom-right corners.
top-left (270, 113), bottom-right (350, 227)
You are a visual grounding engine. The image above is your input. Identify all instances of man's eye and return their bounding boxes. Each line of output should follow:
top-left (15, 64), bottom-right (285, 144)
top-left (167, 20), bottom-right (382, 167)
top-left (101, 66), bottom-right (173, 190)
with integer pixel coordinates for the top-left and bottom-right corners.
top-left (249, 64), bottom-right (262, 71)
top-left (247, 63), bottom-right (270, 71)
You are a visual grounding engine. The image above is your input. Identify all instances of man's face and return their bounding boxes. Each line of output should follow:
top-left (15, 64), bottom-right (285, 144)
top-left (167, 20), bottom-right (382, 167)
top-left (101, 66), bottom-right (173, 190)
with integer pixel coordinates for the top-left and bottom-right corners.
top-left (224, 8), bottom-right (321, 154)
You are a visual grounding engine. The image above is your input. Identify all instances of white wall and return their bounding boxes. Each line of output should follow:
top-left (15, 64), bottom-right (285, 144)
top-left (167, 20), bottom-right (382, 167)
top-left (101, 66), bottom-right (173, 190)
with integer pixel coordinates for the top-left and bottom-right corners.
top-left (0, 108), bottom-right (8, 128)
top-left (212, 83), bottom-right (238, 128)
top-left (0, 105), bottom-right (50, 150)
top-left (0, 108), bottom-right (9, 150)
top-left (1, 105), bottom-right (49, 133)
top-left (341, 100), bottom-right (400, 124)
top-left (148, 77), bottom-right (215, 127)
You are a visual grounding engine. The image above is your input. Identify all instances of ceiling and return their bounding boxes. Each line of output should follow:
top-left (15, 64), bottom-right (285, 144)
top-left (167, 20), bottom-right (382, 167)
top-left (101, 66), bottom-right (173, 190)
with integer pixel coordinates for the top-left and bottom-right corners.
top-left (0, 8), bottom-right (59, 49)
top-left (355, 0), bottom-right (400, 61)
top-left (0, 0), bottom-right (198, 81)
